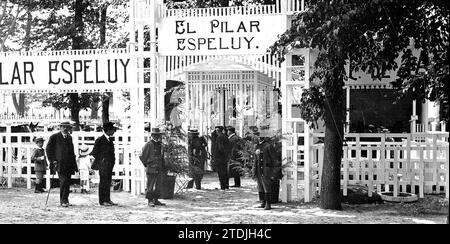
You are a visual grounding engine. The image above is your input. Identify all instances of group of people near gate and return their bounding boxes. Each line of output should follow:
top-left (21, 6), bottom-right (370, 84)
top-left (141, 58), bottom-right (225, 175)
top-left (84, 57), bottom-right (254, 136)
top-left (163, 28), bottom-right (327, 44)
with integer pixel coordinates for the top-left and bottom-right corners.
top-left (190, 125), bottom-right (282, 210)
top-left (30, 121), bottom-right (282, 210)
top-left (31, 121), bottom-right (120, 207)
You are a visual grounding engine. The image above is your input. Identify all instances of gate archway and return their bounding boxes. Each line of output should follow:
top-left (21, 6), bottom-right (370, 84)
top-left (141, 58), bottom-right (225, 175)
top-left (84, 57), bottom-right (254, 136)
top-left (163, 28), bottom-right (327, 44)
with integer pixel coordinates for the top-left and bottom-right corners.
top-left (1, 0), bottom-right (315, 203)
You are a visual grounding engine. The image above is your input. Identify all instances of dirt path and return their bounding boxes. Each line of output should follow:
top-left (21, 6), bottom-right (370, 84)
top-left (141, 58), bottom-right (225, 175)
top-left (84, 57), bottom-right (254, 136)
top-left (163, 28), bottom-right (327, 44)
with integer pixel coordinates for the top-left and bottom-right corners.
top-left (0, 173), bottom-right (447, 224)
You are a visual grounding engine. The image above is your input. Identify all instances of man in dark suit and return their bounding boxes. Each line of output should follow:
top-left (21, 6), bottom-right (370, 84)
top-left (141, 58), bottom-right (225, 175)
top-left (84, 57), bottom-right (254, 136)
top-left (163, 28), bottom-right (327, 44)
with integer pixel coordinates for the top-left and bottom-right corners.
top-left (227, 126), bottom-right (243, 187)
top-left (254, 130), bottom-right (282, 210)
top-left (45, 121), bottom-right (77, 207)
top-left (213, 126), bottom-right (230, 190)
top-left (186, 128), bottom-right (208, 190)
top-left (139, 127), bottom-right (166, 207)
top-left (210, 127), bottom-right (218, 172)
top-left (90, 122), bottom-right (118, 206)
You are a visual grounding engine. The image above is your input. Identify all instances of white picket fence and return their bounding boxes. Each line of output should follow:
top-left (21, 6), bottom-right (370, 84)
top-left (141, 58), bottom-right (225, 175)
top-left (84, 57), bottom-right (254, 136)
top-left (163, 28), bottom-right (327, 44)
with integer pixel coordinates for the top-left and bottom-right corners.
top-left (131, 0), bottom-right (305, 20)
top-left (0, 131), bottom-right (150, 194)
top-left (310, 133), bottom-right (449, 199)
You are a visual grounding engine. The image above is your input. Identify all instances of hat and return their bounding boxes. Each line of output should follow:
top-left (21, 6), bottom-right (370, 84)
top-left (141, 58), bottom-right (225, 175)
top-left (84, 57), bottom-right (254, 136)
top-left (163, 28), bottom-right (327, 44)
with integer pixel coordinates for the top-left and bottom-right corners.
top-left (226, 126), bottom-right (236, 133)
top-left (59, 121), bottom-right (72, 127)
top-left (258, 129), bottom-right (271, 138)
top-left (188, 128), bottom-right (199, 134)
top-left (33, 136), bottom-right (45, 143)
top-left (79, 145), bottom-right (91, 156)
top-left (150, 127), bottom-right (163, 135)
top-left (103, 122), bottom-right (119, 131)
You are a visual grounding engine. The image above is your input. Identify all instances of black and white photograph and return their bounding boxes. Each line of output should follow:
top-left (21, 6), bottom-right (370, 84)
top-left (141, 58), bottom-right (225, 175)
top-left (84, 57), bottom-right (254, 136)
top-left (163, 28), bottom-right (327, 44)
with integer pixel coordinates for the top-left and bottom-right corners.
top-left (0, 0), bottom-right (448, 232)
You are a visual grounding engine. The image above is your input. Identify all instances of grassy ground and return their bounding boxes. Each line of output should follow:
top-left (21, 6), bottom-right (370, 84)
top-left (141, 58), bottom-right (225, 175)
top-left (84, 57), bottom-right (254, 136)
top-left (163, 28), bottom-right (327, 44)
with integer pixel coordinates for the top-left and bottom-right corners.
top-left (0, 172), bottom-right (448, 224)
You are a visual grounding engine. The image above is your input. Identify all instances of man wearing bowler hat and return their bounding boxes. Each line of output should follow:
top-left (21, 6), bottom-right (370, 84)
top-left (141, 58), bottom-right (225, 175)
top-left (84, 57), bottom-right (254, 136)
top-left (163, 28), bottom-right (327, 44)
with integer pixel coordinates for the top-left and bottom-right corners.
top-left (46, 121), bottom-right (78, 207)
top-left (91, 122), bottom-right (119, 206)
top-left (139, 127), bottom-right (166, 207)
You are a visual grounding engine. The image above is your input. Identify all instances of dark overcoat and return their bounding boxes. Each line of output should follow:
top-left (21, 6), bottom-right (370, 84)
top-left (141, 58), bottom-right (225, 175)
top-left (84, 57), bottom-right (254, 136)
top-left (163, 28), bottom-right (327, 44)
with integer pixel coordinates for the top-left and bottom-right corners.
top-left (45, 132), bottom-right (77, 174)
top-left (228, 134), bottom-right (244, 176)
top-left (213, 133), bottom-right (230, 167)
top-left (90, 135), bottom-right (116, 170)
top-left (254, 141), bottom-right (281, 180)
top-left (188, 135), bottom-right (207, 176)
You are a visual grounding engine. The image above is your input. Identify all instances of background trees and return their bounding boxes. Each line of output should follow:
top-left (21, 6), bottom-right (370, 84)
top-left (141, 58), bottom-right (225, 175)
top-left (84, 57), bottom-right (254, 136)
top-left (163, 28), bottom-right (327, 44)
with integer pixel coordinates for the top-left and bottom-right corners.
top-left (1, 0), bottom-right (129, 125)
top-left (270, 0), bottom-right (448, 209)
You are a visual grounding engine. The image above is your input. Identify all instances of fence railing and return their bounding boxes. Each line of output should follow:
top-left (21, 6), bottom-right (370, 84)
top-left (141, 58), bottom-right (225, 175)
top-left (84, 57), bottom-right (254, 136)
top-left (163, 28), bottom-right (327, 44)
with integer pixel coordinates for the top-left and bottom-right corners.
top-left (0, 131), bottom-right (150, 194)
top-left (310, 133), bottom-right (449, 200)
top-left (131, 0), bottom-right (304, 20)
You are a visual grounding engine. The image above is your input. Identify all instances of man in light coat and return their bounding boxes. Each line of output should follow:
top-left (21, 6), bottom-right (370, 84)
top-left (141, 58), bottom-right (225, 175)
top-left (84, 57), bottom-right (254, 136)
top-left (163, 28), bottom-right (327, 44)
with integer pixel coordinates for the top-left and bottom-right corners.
top-left (140, 128), bottom-right (166, 207)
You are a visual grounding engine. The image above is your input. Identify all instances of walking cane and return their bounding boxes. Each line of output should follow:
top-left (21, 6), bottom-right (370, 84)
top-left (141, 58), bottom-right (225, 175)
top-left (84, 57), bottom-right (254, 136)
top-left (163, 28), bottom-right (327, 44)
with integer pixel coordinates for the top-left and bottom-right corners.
top-left (45, 165), bottom-right (56, 207)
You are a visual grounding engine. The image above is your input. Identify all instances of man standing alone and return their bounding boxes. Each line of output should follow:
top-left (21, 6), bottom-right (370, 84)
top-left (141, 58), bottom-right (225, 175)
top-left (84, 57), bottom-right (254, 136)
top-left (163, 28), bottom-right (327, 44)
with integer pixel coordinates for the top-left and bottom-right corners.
top-left (139, 128), bottom-right (166, 207)
top-left (46, 121), bottom-right (77, 207)
top-left (91, 122), bottom-right (118, 206)
top-left (254, 131), bottom-right (281, 210)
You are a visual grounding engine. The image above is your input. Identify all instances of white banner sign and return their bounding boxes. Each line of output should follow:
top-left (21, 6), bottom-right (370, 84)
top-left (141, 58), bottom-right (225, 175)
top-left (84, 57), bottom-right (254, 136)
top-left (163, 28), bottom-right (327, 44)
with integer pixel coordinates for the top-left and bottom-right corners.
top-left (0, 51), bottom-right (132, 92)
top-left (158, 15), bottom-right (286, 56)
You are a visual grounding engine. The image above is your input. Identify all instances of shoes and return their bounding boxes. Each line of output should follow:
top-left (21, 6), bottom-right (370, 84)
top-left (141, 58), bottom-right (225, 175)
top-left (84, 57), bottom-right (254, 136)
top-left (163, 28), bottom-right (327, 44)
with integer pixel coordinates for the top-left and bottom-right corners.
top-left (148, 202), bottom-right (155, 207)
top-left (60, 203), bottom-right (69, 207)
top-left (153, 199), bottom-right (166, 206)
top-left (195, 187), bottom-right (201, 190)
top-left (230, 185), bottom-right (241, 188)
top-left (106, 201), bottom-right (118, 206)
top-left (100, 202), bottom-right (113, 206)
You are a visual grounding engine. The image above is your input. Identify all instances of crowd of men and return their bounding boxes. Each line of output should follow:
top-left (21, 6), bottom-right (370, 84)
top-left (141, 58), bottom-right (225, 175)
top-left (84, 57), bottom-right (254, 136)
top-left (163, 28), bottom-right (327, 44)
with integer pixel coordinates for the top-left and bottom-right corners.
top-left (38, 121), bottom-right (282, 210)
top-left (208, 125), bottom-right (282, 210)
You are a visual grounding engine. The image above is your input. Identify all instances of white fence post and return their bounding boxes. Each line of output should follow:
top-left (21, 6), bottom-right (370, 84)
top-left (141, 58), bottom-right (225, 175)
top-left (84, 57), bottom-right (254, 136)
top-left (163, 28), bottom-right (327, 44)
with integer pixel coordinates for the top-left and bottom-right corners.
top-left (26, 147), bottom-right (32, 189)
top-left (6, 124), bottom-right (12, 188)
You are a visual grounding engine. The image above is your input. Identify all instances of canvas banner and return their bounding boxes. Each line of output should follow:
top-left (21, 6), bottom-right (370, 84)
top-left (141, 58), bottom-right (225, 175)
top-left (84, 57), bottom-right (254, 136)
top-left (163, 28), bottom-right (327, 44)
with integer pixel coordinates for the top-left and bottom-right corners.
top-left (0, 51), bottom-right (133, 92)
top-left (158, 15), bottom-right (286, 56)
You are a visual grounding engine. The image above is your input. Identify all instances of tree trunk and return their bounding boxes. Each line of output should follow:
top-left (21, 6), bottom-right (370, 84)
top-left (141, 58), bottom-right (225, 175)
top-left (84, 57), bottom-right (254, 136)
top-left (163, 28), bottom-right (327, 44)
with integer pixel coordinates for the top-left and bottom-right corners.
top-left (320, 94), bottom-right (344, 210)
top-left (72, 0), bottom-right (84, 50)
top-left (320, 57), bottom-right (345, 210)
top-left (69, 0), bottom-right (85, 129)
top-left (69, 93), bottom-right (80, 130)
top-left (98, 4), bottom-right (111, 123)
top-left (90, 98), bottom-right (99, 119)
top-left (102, 93), bottom-right (110, 123)
top-left (12, 94), bottom-right (26, 116)
top-left (99, 5), bottom-right (107, 47)
top-left (9, 6), bottom-right (30, 117)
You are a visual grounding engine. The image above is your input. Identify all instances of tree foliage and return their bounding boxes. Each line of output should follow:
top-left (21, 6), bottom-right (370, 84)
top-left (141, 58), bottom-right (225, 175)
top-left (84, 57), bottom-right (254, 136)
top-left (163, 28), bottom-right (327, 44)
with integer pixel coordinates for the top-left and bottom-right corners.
top-left (165, 0), bottom-right (276, 9)
top-left (270, 0), bottom-right (448, 209)
top-left (271, 0), bottom-right (449, 124)
top-left (1, 0), bottom-right (129, 123)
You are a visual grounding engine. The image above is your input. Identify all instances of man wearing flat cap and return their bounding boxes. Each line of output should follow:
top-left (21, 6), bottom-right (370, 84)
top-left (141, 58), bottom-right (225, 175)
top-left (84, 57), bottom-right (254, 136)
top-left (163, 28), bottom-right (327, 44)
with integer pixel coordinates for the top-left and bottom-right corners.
top-left (91, 122), bottom-right (119, 206)
top-left (46, 121), bottom-right (77, 207)
top-left (139, 127), bottom-right (166, 207)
